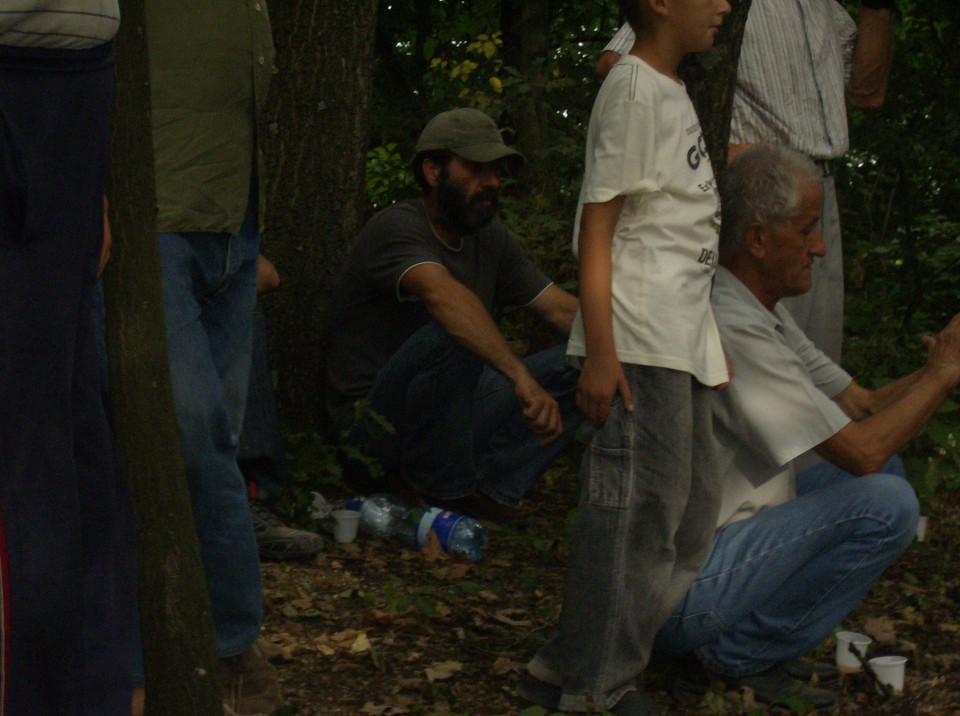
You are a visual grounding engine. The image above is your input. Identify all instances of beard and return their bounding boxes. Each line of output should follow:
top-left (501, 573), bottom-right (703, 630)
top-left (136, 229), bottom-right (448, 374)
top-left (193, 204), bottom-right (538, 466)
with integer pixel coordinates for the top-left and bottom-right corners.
top-left (434, 171), bottom-right (499, 234)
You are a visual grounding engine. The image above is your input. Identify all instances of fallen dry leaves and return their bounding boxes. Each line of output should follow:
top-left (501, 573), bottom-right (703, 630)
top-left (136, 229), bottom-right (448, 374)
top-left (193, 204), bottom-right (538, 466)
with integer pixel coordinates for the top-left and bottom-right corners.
top-left (261, 471), bottom-right (960, 715)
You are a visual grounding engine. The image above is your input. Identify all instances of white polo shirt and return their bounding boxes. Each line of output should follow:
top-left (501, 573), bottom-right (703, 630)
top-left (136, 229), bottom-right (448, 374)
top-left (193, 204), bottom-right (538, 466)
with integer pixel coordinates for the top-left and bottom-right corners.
top-left (711, 267), bottom-right (853, 527)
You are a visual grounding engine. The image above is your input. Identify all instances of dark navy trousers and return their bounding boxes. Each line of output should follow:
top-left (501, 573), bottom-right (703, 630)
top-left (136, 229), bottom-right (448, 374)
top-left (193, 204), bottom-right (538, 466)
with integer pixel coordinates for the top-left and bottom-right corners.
top-left (0, 45), bottom-right (136, 715)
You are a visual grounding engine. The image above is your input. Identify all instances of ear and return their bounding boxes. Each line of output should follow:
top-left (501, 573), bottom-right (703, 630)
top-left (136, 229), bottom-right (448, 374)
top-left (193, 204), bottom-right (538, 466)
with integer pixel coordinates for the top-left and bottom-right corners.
top-left (745, 222), bottom-right (768, 258)
top-left (421, 157), bottom-right (443, 190)
top-left (647, 0), bottom-right (669, 18)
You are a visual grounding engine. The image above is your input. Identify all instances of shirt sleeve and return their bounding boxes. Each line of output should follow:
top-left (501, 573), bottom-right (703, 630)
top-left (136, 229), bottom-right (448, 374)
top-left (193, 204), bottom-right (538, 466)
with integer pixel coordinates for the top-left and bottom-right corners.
top-left (717, 317), bottom-right (852, 472)
top-left (491, 225), bottom-right (552, 309)
top-left (603, 23), bottom-right (635, 55)
top-left (778, 305), bottom-right (853, 397)
top-left (827, 0), bottom-right (858, 82)
top-left (580, 77), bottom-right (661, 205)
top-left (359, 204), bottom-right (447, 302)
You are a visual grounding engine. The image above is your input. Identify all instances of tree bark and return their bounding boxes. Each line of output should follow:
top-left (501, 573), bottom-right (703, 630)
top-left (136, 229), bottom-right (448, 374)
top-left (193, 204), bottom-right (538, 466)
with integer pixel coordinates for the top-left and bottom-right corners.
top-left (106, 3), bottom-right (222, 713)
top-left (500, 0), bottom-right (553, 195)
top-left (681, 0), bottom-right (752, 177)
top-left (260, 0), bottom-right (378, 430)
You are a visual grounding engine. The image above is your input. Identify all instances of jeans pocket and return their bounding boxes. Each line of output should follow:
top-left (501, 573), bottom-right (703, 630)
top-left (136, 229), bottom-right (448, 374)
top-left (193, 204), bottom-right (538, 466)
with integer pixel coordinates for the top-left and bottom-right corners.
top-left (586, 444), bottom-right (632, 508)
top-left (0, 107), bottom-right (28, 246)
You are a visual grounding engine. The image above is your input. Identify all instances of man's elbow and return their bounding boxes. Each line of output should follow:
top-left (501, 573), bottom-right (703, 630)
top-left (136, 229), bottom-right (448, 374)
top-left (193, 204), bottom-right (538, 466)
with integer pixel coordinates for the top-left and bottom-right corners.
top-left (818, 433), bottom-right (887, 476)
top-left (847, 454), bottom-right (887, 477)
top-left (848, 90), bottom-right (886, 110)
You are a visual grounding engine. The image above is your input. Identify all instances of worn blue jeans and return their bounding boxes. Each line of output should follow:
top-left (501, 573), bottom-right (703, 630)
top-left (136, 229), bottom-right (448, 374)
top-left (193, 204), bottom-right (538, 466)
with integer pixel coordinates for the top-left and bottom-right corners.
top-left (529, 366), bottom-right (719, 711)
top-left (653, 456), bottom-right (918, 677)
top-left (157, 206), bottom-right (262, 659)
top-left (347, 321), bottom-right (582, 504)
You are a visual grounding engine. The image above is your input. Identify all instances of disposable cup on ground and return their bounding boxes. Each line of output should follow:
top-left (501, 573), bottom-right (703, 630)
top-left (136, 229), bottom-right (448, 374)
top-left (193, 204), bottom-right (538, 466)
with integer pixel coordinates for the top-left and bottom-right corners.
top-left (835, 631), bottom-right (872, 673)
top-left (869, 655), bottom-right (907, 694)
top-left (915, 515), bottom-right (928, 542)
top-left (332, 509), bottom-right (361, 543)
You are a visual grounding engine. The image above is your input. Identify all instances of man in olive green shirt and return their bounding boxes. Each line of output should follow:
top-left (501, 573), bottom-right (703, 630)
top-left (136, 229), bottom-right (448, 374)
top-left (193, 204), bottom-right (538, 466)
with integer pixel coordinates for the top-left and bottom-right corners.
top-left (142, 3), bottom-right (281, 714)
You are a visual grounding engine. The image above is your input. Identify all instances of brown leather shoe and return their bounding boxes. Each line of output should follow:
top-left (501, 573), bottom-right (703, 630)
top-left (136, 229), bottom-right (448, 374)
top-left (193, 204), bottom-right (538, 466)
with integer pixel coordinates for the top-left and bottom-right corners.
top-left (220, 640), bottom-right (283, 715)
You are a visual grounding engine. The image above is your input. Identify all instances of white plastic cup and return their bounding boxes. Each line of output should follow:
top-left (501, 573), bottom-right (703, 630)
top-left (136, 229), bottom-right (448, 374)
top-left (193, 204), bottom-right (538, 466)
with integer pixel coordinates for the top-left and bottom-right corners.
top-left (915, 515), bottom-right (928, 542)
top-left (869, 655), bottom-right (907, 694)
top-left (332, 509), bottom-right (361, 543)
top-left (835, 631), bottom-right (872, 673)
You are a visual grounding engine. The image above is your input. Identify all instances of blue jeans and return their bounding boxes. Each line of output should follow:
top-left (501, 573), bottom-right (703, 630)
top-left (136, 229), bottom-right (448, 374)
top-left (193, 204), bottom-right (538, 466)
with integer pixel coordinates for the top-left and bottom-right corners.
top-left (0, 46), bottom-right (136, 715)
top-left (653, 456), bottom-right (918, 677)
top-left (529, 366), bottom-right (719, 711)
top-left (157, 205), bottom-right (262, 659)
top-left (238, 301), bottom-right (287, 500)
top-left (347, 321), bottom-right (582, 504)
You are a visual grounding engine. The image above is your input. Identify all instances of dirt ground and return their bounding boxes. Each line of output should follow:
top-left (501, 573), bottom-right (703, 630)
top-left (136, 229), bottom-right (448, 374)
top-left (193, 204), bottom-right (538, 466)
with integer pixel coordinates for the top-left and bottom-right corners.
top-left (261, 456), bottom-right (960, 716)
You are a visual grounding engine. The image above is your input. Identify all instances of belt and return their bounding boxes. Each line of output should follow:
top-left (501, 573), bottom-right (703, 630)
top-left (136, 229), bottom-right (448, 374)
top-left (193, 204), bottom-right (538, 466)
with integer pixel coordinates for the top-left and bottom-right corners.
top-left (811, 158), bottom-right (834, 178)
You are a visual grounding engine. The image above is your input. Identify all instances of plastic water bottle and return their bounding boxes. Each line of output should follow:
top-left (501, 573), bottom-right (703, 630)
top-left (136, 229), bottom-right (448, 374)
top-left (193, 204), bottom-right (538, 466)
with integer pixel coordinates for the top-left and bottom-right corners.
top-left (416, 507), bottom-right (488, 562)
top-left (346, 494), bottom-right (418, 544)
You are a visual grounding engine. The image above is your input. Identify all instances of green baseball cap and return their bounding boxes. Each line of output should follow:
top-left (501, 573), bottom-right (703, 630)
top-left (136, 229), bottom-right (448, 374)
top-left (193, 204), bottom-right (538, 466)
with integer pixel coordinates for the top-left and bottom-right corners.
top-left (415, 108), bottom-right (524, 164)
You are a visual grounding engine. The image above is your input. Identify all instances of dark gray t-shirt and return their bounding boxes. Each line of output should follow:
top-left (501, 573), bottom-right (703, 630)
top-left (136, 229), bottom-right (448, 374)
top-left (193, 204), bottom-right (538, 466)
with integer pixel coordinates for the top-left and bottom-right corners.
top-left (324, 198), bottom-right (551, 426)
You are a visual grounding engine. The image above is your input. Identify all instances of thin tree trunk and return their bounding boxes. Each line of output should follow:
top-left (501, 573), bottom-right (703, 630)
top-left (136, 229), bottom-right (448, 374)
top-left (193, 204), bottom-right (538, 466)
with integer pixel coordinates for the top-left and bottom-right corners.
top-left (501, 0), bottom-right (553, 195)
top-left (106, 2), bottom-right (222, 713)
top-left (681, 0), bottom-right (753, 176)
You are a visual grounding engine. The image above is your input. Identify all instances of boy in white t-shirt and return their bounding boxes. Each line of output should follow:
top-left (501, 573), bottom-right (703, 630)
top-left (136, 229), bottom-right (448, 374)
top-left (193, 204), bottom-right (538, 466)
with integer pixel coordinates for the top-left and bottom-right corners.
top-left (519, 1), bottom-right (731, 713)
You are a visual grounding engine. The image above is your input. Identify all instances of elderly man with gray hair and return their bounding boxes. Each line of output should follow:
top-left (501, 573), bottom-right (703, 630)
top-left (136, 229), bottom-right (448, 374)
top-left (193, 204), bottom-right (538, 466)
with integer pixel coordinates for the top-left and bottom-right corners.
top-left (650, 145), bottom-right (960, 711)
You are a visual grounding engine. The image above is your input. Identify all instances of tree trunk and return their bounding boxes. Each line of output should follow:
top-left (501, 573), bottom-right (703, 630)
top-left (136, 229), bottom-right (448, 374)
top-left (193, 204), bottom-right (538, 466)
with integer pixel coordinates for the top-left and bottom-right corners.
top-left (500, 0), bottom-right (553, 195)
top-left (681, 0), bottom-right (752, 177)
top-left (260, 0), bottom-right (378, 430)
top-left (106, 3), bottom-right (222, 713)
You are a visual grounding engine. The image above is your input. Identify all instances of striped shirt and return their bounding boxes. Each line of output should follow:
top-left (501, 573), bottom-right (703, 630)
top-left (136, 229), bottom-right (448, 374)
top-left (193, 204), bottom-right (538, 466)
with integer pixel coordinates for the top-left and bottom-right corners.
top-left (604, 0), bottom-right (858, 160)
top-left (0, 1), bottom-right (119, 50)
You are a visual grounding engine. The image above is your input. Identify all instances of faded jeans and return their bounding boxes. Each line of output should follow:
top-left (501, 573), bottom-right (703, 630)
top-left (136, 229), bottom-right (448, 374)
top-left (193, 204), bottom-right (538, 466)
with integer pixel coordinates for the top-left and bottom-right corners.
top-left (529, 365), bottom-right (720, 711)
top-left (654, 456), bottom-right (918, 677)
top-left (157, 201), bottom-right (262, 659)
top-left (347, 321), bottom-right (582, 505)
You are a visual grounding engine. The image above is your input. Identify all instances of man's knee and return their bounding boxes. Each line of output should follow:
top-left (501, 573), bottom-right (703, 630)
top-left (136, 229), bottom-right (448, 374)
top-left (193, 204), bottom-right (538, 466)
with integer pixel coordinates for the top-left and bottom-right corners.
top-left (859, 472), bottom-right (919, 553)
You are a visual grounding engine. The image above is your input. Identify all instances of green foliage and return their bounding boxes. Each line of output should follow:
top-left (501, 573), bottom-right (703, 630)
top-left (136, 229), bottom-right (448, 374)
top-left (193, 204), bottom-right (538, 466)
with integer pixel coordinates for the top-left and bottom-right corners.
top-left (840, 0), bottom-right (960, 503)
top-left (366, 143), bottom-right (415, 210)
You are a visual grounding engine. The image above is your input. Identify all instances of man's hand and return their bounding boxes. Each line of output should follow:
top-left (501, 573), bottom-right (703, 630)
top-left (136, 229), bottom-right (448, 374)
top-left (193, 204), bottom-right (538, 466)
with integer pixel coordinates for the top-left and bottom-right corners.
top-left (514, 373), bottom-right (564, 446)
top-left (576, 355), bottom-right (634, 429)
top-left (923, 313), bottom-right (960, 382)
top-left (97, 195), bottom-right (111, 278)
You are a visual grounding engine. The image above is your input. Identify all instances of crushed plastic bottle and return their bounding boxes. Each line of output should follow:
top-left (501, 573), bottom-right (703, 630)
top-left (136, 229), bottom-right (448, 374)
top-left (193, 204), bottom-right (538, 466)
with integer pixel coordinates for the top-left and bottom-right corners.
top-left (346, 493), bottom-right (417, 543)
top-left (309, 491), bottom-right (332, 520)
top-left (416, 507), bottom-right (488, 562)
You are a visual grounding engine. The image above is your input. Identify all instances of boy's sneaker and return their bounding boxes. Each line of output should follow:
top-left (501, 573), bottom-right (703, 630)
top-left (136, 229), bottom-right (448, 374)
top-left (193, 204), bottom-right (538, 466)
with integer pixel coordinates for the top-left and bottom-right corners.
top-left (250, 499), bottom-right (324, 561)
top-left (221, 640), bottom-right (284, 715)
top-left (517, 673), bottom-right (663, 715)
top-left (517, 672), bottom-right (561, 710)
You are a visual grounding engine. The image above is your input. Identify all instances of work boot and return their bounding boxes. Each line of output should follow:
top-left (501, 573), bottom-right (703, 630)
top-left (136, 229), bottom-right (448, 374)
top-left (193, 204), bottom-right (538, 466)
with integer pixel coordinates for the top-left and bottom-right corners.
top-left (221, 640), bottom-right (284, 715)
top-left (725, 665), bottom-right (838, 711)
top-left (250, 499), bottom-right (324, 561)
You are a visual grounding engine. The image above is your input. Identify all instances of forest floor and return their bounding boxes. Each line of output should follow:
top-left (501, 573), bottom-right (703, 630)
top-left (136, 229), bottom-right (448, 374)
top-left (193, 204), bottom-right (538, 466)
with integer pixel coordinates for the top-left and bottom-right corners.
top-left (261, 448), bottom-right (960, 716)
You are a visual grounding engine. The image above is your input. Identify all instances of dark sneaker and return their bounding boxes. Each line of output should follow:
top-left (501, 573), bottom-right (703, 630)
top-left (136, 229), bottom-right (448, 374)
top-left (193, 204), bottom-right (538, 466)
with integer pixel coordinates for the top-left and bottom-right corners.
top-left (250, 500), bottom-right (324, 561)
top-left (517, 672), bottom-right (561, 710)
top-left (671, 654), bottom-right (836, 711)
top-left (779, 656), bottom-right (840, 684)
top-left (221, 640), bottom-right (284, 715)
top-left (609, 689), bottom-right (665, 715)
top-left (517, 673), bottom-right (663, 715)
top-left (727, 666), bottom-right (838, 711)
